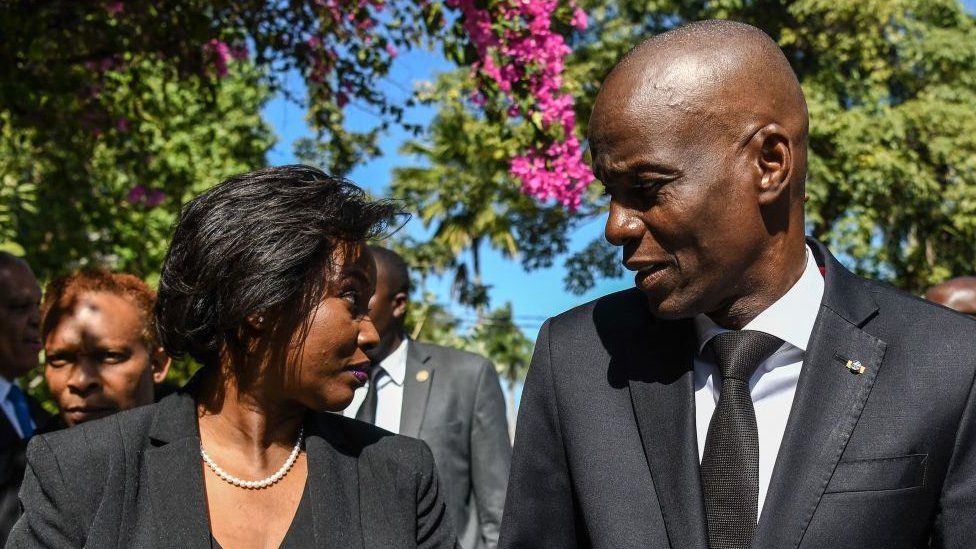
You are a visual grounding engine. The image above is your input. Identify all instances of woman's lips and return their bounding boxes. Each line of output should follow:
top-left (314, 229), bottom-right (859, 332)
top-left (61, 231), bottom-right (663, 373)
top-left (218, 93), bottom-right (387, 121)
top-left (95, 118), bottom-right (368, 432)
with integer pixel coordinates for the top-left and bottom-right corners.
top-left (347, 364), bottom-right (369, 385)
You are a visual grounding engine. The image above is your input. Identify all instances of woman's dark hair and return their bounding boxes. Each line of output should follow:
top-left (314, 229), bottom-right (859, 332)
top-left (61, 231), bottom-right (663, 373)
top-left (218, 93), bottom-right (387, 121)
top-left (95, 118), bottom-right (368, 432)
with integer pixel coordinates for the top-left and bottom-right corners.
top-left (155, 165), bottom-right (403, 370)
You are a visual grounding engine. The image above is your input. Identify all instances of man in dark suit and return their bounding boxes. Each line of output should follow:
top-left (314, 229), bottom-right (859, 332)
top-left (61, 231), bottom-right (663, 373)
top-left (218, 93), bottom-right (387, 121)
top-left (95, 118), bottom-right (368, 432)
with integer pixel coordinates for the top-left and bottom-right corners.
top-left (500, 20), bottom-right (976, 549)
top-left (0, 252), bottom-right (49, 546)
top-left (345, 246), bottom-right (511, 549)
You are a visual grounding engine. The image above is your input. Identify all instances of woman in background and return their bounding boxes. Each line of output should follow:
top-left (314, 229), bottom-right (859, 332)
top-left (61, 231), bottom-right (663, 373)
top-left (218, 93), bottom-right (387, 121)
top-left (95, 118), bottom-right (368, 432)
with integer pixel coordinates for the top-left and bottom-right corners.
top-left (9, 165), bottom-right (456, 548)
top-left (41, 270), bottom-right (170, 430)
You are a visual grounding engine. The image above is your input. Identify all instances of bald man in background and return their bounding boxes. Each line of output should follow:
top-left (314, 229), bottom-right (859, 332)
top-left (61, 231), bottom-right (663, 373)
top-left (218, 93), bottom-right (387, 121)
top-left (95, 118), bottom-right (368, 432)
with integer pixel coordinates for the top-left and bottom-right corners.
top-left (0, 252), bottom-right (49, 546)
top-left (500, 20), bottom-right (976, 549)
top-left (926, 276), bottom-right (976, 318)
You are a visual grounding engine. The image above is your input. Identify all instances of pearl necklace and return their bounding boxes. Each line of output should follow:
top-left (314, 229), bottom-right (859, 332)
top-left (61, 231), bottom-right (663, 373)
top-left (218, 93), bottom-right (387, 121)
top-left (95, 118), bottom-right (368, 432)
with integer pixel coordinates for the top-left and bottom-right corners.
top-left (200, 426), bottom-right (304, 490)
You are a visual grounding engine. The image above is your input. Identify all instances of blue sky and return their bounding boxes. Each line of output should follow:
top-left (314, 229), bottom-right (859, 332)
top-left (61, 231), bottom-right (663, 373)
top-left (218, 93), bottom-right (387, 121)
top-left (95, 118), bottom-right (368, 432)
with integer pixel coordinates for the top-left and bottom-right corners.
top-left (264, 2), bottom-right (976, 335)
top-left (263, 48), bottom-right (629, 336)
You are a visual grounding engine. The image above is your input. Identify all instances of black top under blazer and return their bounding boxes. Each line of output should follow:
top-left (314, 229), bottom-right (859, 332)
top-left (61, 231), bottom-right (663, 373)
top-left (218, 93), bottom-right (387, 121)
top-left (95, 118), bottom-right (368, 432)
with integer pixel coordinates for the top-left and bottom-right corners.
top-left (6, 388), bottom-right (458, 548)
top-left (500, 239), bottom-right (976, 549)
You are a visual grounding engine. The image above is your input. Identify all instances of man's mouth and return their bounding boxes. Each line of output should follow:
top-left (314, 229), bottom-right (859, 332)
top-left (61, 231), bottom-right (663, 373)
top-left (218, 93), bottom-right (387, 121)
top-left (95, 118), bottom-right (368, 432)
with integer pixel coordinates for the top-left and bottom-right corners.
top-left (633, 262), bottom-right (672, 290)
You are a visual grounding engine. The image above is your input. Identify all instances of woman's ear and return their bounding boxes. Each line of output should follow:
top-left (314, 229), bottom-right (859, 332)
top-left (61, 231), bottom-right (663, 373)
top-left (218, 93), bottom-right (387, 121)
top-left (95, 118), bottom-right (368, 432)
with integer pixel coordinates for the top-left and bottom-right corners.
top-left (151, 347), bottom-right (172, 383)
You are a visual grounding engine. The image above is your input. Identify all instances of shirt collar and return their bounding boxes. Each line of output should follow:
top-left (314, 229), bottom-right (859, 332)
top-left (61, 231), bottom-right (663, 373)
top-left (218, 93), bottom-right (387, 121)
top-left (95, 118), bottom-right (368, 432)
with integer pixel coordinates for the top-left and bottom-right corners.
top-left (0, 375), bottom-right (13, 402)
top-left (378, 338), bottom-right (408, 386)
top-left (694, 245), bottom-right (825, 354)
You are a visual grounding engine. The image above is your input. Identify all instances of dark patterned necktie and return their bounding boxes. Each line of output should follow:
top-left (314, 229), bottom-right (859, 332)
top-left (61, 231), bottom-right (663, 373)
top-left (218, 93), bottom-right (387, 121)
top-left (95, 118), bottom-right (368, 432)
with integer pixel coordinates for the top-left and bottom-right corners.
top-left (701, 330), bottom-right (783, 549)
top-left (355, 364), bottom-right (386, 425)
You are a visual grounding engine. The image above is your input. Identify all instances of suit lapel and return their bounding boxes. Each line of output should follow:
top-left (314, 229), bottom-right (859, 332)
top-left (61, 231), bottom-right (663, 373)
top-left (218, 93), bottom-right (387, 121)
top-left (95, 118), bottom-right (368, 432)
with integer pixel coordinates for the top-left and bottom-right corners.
top-left (628, 316), bottom-right (709, 549)
top-left (399, 341), bottom-right (433, 438)
top-left (144, 391), bottom-right (211, 549)
top-left (754, 240), bottom-right (887, 549)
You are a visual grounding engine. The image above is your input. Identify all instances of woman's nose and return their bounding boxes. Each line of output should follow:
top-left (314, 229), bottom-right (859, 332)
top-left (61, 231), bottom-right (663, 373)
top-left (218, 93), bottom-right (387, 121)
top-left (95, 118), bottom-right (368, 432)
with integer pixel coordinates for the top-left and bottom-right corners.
top-left (358, 316), bottom-right (380, 350)
top-left (67, 361), bottom-right (102, 395)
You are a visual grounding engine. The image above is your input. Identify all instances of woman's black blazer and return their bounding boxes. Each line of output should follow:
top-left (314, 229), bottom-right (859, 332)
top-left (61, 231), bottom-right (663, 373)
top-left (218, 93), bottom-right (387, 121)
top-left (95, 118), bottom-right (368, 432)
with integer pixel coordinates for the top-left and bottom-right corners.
top-left (6, 390), bottom-right (457, 548)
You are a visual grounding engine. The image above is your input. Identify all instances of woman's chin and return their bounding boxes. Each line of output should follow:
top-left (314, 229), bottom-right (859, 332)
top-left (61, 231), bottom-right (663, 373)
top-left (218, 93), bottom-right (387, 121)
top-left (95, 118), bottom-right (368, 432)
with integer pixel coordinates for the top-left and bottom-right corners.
top-left (311, 391), bottom-right (356, 414)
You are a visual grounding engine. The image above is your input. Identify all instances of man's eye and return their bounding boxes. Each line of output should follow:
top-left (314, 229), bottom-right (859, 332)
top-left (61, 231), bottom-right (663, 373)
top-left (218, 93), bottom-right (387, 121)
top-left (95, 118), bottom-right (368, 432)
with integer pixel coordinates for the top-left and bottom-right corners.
top-left (46, 356), bottom-right (68, 367)
top-left (341, 290), bottom-right (359, 304)
top-left (102, 352), bottom-right (129, 364)
top-left (635, 178), bottom-right (668, 192)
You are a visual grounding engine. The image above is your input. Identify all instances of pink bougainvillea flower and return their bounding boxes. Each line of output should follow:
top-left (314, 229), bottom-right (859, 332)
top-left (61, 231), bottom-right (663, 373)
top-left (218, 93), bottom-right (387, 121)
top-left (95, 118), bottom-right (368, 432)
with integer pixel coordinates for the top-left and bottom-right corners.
top-left (385, 43), bottom-right (398, 58)
top-left (204, 39), bottom-right (231, 78)
top-left (126, 185), bottom-right (147, 205)
top-left (115, 117), bottom-right (129, 132)
top-left (146, 190), bottom-right (166, 207)
top-left (451, 0), bottom-right (593, 207)
top-left (104, 1), bottom-right (124, 15)
top-left (571, 7), bottom-right (588, 31)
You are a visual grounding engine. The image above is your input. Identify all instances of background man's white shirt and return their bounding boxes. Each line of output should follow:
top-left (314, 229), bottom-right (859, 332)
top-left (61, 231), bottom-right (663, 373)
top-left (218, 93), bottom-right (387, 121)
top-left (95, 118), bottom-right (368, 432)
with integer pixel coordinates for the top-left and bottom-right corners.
top-left (693, 245), bottom-right (824, 517)
top-left (343, 338), bottom-right (408, 434)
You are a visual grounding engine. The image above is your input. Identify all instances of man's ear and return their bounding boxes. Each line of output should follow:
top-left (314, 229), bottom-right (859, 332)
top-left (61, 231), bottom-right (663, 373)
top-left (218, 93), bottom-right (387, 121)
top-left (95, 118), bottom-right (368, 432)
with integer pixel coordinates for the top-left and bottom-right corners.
top-left (151, 347), bottom-right (171, 383)
top-left (750, 123), bottom-right (793, 205)
top-left (392, 292), bottom-right (409, 320)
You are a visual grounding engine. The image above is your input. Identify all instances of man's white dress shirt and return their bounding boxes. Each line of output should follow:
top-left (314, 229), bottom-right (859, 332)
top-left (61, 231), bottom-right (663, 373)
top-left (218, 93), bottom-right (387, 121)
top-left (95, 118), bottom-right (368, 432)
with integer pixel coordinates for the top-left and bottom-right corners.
top-left (343, 338), bottom-right (408, 434)
top-left (693, 245), bottom-right (824, 517)
top-left (0, 375), bottom-right (33, 439)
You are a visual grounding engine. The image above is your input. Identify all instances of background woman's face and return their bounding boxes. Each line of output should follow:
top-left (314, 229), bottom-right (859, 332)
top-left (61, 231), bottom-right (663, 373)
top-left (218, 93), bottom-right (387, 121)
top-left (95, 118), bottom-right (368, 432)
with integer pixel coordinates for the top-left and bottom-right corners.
top-left (44, 291), bottom-right (169, 426)
top-left (285, 244), bottom-right (379, 411)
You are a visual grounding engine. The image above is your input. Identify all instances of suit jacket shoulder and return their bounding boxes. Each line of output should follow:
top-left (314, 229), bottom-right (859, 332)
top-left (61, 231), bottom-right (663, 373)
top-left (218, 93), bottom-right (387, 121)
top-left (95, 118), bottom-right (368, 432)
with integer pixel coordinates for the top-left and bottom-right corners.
top-left (412, 340), bottom-right (493, 374)
top-left (317, 411), bottom-right (434, 470)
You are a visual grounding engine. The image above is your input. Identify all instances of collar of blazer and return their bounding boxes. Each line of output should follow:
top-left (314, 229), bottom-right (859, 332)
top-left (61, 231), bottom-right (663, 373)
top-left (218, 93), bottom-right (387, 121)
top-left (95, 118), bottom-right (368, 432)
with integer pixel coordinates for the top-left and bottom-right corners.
top-left (400, 339), bottom-right (435, 438)
top-left (625, 238), bottom-right (887, 549)
top-left (143, 372), bottom-right (368, 549)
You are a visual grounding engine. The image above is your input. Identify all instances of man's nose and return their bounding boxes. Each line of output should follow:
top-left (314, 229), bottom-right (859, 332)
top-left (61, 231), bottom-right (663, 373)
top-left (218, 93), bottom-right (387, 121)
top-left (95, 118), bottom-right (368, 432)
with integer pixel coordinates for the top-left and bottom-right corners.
top-left (605, 201), bottom-right (644, 247)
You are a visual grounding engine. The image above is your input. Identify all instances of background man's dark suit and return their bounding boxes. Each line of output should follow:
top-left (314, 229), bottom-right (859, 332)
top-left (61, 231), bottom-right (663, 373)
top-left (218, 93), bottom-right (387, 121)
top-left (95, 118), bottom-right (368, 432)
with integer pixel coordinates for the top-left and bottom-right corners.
top-left (403, 340), bottom-right (510, 549)
top-left (500, 241), bottom-right (976, 548)
top-left (0, 392), bottom-right (49, 547)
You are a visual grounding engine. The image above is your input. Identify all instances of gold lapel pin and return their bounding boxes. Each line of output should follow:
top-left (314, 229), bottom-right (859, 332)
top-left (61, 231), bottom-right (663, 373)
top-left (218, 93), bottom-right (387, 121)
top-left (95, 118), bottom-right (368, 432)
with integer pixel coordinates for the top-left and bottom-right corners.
top-left (416, 369), bottom-right (430, 383)
top-left (845, 359), bottom-right (865, 375)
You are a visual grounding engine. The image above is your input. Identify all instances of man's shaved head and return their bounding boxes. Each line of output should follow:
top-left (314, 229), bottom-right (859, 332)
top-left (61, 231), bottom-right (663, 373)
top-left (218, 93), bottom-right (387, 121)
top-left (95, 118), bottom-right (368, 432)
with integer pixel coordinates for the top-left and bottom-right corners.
top-left (925, 277), bottom-right (976, 316)
top-left (590, 20), bottom-right (811, 327)
top-left (366, 246), bottom-right (411, 363)
top-left (369, 246), bottom-right (410, 296)
top-left (592, 19), bottom-right (809, 194)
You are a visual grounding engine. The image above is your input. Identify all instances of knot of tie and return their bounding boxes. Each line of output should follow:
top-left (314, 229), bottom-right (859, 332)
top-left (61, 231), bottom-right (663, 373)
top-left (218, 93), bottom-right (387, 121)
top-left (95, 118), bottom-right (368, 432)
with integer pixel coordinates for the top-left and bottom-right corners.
top-left (708, 330), bottom-right (784, 382)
